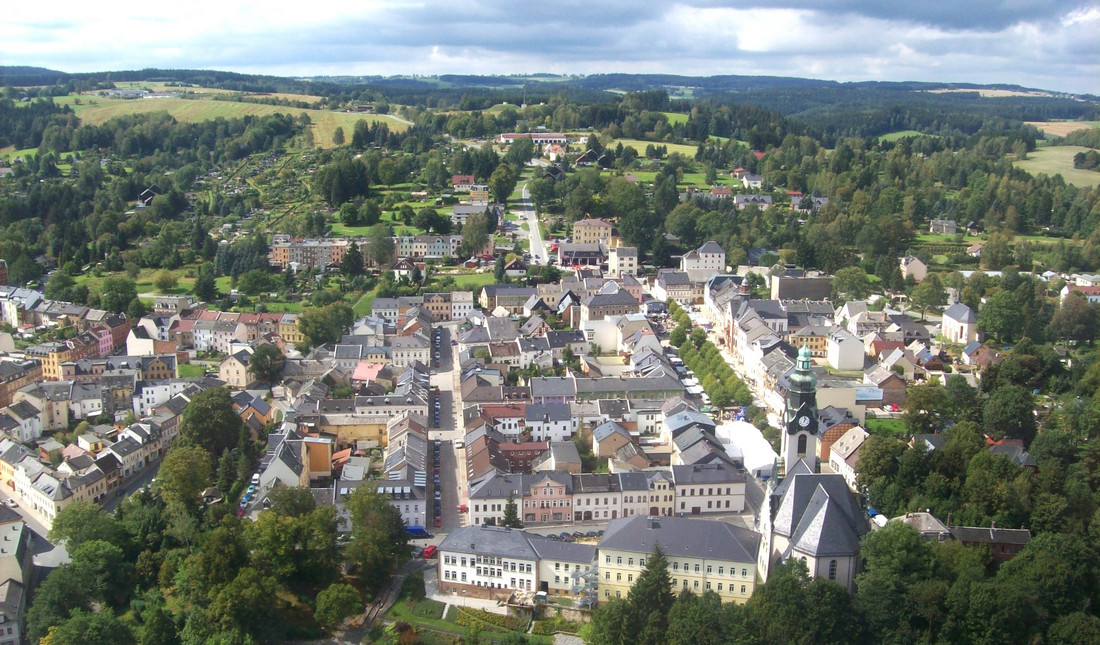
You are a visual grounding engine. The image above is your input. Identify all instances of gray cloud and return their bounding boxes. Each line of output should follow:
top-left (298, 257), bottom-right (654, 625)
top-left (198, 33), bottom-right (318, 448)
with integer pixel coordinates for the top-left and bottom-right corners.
top-left (0, 1), bottom-right (1097, 93)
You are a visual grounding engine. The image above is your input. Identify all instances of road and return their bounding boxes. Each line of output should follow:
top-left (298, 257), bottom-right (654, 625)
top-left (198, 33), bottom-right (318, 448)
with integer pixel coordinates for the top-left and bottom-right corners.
top-left (0, 488), bottom-right (69, 568)
top-left (521, 183), bottom-right (549, 264)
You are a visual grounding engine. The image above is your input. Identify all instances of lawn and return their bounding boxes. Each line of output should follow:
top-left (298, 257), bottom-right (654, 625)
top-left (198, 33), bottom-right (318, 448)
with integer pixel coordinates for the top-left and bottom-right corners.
top-left (1014, 146), bottom-right (1100, 188)
top-left (178, 363), bottom-right (208, 378)
top-left (866, 415), bottom-right (907, 437)
top-left (438, 273), bottom-right (495, 290)
top-left (60, 94), bottom-right (407, 148)
top-left (353, 284), bottom-right (382, 317)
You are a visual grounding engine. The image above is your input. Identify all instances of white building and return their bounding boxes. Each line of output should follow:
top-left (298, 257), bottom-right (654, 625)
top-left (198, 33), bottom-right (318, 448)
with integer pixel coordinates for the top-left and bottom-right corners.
top-left (826, 328), bottom-right (864, 371)
top-left (941, 302), bottom-right (978, 345)
top-left (680, 241), bottom-right (726, 273)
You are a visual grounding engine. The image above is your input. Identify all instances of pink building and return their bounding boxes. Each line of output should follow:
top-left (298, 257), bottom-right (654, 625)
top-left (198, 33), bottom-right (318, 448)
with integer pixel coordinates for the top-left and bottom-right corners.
top-left (522, 473), bottom-right (573, 525)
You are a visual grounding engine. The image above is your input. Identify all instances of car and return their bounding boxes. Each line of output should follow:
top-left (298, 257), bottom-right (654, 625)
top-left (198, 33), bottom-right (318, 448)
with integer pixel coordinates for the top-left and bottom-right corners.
top-left (412, 546), bottom-right (424, 558)
top-left (572, 531), bottom-right (584, 539)
top-left (451, 340), bottom-right (457, 346)
top-left (458, 504), bottom-right (468, 513)
top-left (250, 473), bottom-right (260, 485)
top-left (559, 532), bottom-right (572, 541)
top-left (422, 545), bottom-right (438, 558)
top-left (115, 489), bottom-right (126, 497)
top-left (3, 499), bottom-right (16, 508)
top-left (434, 490), bottom-right (441, 499)
top-left (585, 531), bottom-right (597, 538)
top-left (433, 517), bottom-right (442, 527)
top-left (235, 508), bottom-right (246, 517)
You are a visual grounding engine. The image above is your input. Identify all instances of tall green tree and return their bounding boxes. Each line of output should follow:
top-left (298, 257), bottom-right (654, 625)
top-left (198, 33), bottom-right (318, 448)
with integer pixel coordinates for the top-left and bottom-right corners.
top-left (298, 302), bottom-right (354, 350)
top-left (249, 343), bottom-right (285, 384)
top-left (314, 583), bottom-right (361, 629)
top-left (488, 163), bottom-right (518, 204)
top-left (501, 493), bottom-right (523, 528)
top-left (341, 241), bottom-right (365, 276)
top-left (179, 388), bottom-right (246, 458)
top-left (345, 486), bottom-right (409, 591)
top-left (158, 446), bottom-right (212, 515)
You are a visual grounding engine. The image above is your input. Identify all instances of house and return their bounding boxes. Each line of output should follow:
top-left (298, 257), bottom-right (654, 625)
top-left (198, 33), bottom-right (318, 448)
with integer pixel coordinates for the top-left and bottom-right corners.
top-left (671, 462), bottom-right (746, 514)
top-left (900, 256), bottom-right (927, 283)
top-left (218, 348), bottom-right (254, 389)
top-left (680, 241), bottom-right (726, 273)
top-left (531, 442), bottom-right (582, 474)
top-left (607, 246), bottom-right (638, 278)
top-left (598, 516), bottom-right (759, 604)
top-left (942, 303), bottom-right (978, 345)
top-left (929, 219), bottom-right (957, 235)
top-left (558, 243), bottom-right (606, 267)
top-left (827, 426), bottom-right (868, 491)
top-left (593, 421), bottom-right (633, 459)
top-left (572, 218), bottom-right (615, 245)
top-left (580, 287), bottom-right (639, 324)
top-left (452, 175), bottom-right (476, 191)
top-left (503, 258), bottom-right (528, 278)
top-left (391, 258), bottom-right (418, 281)
top-left (523, 403), bottom-right (575, 442)
top-left (950, 524), bottom-right (1031, 563)
top-left (826, 328), bottom-right (864, 371)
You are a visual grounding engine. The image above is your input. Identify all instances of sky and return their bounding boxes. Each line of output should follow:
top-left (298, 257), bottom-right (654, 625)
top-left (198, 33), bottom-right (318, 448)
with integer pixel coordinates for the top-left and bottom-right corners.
top-left (3, 1), bottom-right (1099, 94)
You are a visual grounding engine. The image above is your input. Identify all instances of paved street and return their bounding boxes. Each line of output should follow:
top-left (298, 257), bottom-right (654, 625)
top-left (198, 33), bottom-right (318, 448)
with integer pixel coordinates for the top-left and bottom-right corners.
top-left (521, 183), bottom-right (549, 264)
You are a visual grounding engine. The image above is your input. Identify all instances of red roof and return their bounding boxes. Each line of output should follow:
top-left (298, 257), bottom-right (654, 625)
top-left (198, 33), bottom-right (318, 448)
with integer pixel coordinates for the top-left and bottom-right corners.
top-left (753, 150), bottom-right (766, 159)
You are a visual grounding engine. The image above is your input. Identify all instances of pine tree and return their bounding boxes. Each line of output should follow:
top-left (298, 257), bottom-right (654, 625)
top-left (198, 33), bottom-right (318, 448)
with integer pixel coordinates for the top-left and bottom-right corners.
top-left (501, 493), bottom-right (523, 528)
top-left (626, 545), bottom-right (674, 645)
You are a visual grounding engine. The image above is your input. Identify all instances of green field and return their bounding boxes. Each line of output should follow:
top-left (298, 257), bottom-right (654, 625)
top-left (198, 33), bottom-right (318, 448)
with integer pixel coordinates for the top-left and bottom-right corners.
top-left (610, 138), bottom-right (699, 158)
top-left (879, 130), bottom-right (935, 142)
top-left (1014, 146), bottom-right (1100, 188)
top-left (662, 112), bottom-right (689, 125)
top-left (55, 95), bottom-right (407, 148)
top-left (866, 415), bottom-right (907, 437)
top-left (445, 272), bottom-right (495, 290)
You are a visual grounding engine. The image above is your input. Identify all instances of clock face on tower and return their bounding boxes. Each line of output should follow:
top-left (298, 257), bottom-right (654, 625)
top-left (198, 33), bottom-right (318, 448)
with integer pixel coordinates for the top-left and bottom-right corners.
top-left (798, 415), bottom-right (811, 428)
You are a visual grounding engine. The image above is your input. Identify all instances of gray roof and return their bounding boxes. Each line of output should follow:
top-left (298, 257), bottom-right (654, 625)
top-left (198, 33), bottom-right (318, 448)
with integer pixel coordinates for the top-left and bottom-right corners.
top-left (528, 535), bottom-right (597, 563)
top-left (671, 461), bottom-right (745, 485)
top-left (599, 515), bottom-right (760, 564)
top-left (772, 473), bottom-right (866, 558)
top-left (530, 377), bottom-right (577, 398)
top-left (438, 525), bottom-right (539, 560)
top-left (943, 302), bottom-right (978, 324)
top-left (582, 290), bottom-right (639, 308)
top-left (525, 403), bottom-right (571, 422)
top-left (696, 241), bottom-right (725, 254)
top-left (592, 420), bottom-right (630, 443)
top-left (950, 525), bottom-right (1032, 545)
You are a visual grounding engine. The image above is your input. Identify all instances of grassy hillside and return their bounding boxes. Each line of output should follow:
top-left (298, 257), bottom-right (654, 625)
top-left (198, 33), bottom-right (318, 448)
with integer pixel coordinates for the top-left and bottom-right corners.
top-left (1014, 145), bottom-right (1100, 188)
top-left (54, 95), bottom-right (407, 148)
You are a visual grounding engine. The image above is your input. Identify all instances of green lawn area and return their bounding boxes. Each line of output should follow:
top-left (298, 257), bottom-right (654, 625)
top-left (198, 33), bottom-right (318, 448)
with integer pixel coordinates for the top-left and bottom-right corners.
top-left (1014, 146), bottom-right (1100, 188)
top-left (386, 600), bottom-right (461, 635)
top-left (353, 284), bottom-right (382, 317)
top-left (178, 363), bottom-right (208, 378)
top-left (74, 267), bottom-right (197, 296)
top-left (437, 272), bottom-right (495, 291)
top-left (866, 415), bottom-right (907, 437)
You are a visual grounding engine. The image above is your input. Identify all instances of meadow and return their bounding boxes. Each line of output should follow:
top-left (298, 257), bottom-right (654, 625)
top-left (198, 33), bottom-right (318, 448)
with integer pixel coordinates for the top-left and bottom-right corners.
top-left (53, 94), bottom-right (407, 148)
top-left (1014, 145), bottom-right (1100, 188)
top-left (1025, 121), bottom-right (1100, 138)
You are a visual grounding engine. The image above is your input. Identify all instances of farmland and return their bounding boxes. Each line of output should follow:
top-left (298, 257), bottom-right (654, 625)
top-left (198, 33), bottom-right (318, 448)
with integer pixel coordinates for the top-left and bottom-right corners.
top-left (1025, 120), bottom-right (1100, 138)
top-left (1014, 145), bottom-right (1100, 188)
top-left (52, 94), bottom-right (407, 148)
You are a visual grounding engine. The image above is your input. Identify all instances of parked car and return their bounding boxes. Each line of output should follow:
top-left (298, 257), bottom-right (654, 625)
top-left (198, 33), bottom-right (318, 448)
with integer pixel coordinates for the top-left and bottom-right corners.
top-left (433, 517), bottom-right (442, 528)
top-left (422, 545), bottom-right (438, 558)
top-left (3, 499), bottom-right (16, 508)
top-left (559, 532), bottom-right (572, 542)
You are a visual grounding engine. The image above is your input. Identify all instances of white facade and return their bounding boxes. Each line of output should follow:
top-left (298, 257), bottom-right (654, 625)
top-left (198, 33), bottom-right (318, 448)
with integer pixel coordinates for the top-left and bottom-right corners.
top-left (826, 329), bottom-right (864, 371)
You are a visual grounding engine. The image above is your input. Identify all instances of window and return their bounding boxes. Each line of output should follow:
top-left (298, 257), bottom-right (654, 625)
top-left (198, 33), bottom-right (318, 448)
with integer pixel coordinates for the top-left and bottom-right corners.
top-left (461, 572), bottom-right (467, 581)
top-left (718, 567), bottom-right (724, 575)
top-left (628, 558), bottom-right (634, 566)
top-left (694, 564), bottom-right (700, 573)
top-left (741, 568), bottom-right (747, 577)
top-left (555, 563), bottom-right (560, 571)
top-left (718, 583), bottom-right (723, 591)
top-left (797, 434), bottom-right (807, 456)
top-left (616, 556), bottom-right (622, 565)
top-left (741, 585), bottom-right (746, 594)
top-left (628, 574), bottom-right (633, 582)
top-left (673, 562), bottom-right (679, 571)
top-left (605, 555), bottom-right (611, 564)
top-left (706, 582), bottom-right (711, 590)
top-left (693, 580), bottom-right (699, 590)
top-left (605, 572), bottom-right (610, 580)
top-left (706, 565), bottom-right (712, 574)
top-left (828, 559), bottom-right (838, 581)
top-left (616, 573), bottom-right (621, 581)
top-left (555, 575), bottom-right (560, 584)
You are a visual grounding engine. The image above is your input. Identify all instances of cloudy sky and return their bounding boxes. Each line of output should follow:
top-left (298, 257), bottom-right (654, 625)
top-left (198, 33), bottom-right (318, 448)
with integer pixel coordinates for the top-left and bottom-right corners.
top-left (3, 1), bottom-right (1099, 93)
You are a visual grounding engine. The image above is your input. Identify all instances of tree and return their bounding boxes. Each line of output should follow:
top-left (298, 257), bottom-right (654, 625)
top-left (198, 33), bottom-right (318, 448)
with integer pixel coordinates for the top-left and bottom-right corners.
top-left (332, 126), bottom-right (345, 146)
top-left (494, 255), bottom-right (507, 282)
top-left (669, 325), bottom-right (687, 348)
top-left (100, 276), bottom-right (138, 314)
top-left (690, 328), bottom-right (707, 349)
top-left (341, 241), bottom-right (365, 276)
top-left (1049, 292), bottom-right (1097, 345)
top-left (458, 211), bottom-right (490, 259)
top-left (832, 266), bottom-right (872, 300)
top-left (984, 384), bottom-right (1037, 444)
top-left (249, 343), bottom-right (285, 384)
top-left (488, 163), bottom-right (518, 204)
top-left (362, 224), bottom-right (395, 267)
top-left (626, 546), bottom-right (675, 645)
top-left (41, 609), bottom-right (133, 645)
top-left (180, 388), bottom-right (246, 458)
top-left (903, 380), bottom-right (947, 433)
top-left (158, 446), bottom-right (212, 515)
top-left (345, 485), bottom-right (409, 591)
top-left (67, 539), bottom-right (135, 609)
top-left (979, 289), bottom-right (1024, 343)
top-left (268, 485), bottom-right (317, 518)
top-left (314, 583), bottom-right (361, 629)
top-left (193, 262), bottom-right (218, 302)
top-left (48, 500), bottom-right (128, 549)
top-left (943, 374), bottom-right (980, 422)
top-left (910, 274), bottom-right (947, 321)
top-left (298, 301), bottom-right (354, 350)
top-left (501, 493), bottom-right (523, 528)
top-left (153, 270), bottom-right (178, 293)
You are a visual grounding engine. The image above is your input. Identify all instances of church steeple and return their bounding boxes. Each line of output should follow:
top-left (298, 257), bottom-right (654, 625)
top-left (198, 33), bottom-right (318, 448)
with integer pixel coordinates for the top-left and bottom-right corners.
top-left (781, 345), bottom-right (819, 472)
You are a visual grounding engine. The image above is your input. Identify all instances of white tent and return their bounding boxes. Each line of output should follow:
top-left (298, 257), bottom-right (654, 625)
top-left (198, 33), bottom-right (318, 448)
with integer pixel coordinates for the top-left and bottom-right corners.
top-left (714, 420), bottom-right (778, 478)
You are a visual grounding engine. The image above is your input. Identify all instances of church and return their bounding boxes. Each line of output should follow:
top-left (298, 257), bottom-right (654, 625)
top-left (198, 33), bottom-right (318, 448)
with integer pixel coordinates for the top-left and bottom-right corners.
top-left (756, 346), bottom-right (868, 592)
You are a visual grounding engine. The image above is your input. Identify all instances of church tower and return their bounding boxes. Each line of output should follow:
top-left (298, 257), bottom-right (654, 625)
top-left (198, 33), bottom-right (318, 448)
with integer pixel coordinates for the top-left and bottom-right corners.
top-left (781, 345), bottom-right (819, 472)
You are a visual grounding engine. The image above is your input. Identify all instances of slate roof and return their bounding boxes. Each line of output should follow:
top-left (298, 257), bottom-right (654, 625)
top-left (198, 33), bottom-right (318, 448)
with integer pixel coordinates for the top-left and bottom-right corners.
top-left (771, 472), bottom-right (866, 559)
top-left (600, 515), bottom-right (760, 564)
top-left (439, 525), bottom-right (539, 559)
top-left (943, 302), bottom-right (978, 324)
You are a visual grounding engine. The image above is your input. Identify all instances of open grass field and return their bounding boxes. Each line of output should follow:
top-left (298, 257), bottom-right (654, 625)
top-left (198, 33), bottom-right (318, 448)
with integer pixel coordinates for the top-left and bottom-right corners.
top-left (1014, 145), bottom-right (1100, 188)
top-left (879, 130), bottom-right (933, 142)
top-left (866, 415), bottom-right (907, 437)
top-left (54, 95), bottom-right (407, 148)
top-left (1025, 121), bottom-right (1100, 138)
top-left (445, 272), bottom-right (495, 290)
top-left (610, 138), bottom-right (699, 158)
top-left (661, 112), bottom-right (689, 125)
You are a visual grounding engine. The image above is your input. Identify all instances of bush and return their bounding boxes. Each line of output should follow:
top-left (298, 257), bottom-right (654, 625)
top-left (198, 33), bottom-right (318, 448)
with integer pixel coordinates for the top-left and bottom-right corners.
top-left (531, 615), bottom-right (582, 635)
top-left (453, 608), bottom-right (528, 633)
top-left (400, 571), bottom-right (426, 602)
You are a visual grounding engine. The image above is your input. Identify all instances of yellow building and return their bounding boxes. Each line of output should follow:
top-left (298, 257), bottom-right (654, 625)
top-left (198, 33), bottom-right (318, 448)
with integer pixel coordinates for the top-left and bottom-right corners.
top-left (597, 515), bottom-right (759, 604)
top-left (278, 313), bottom-right (305, 347)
